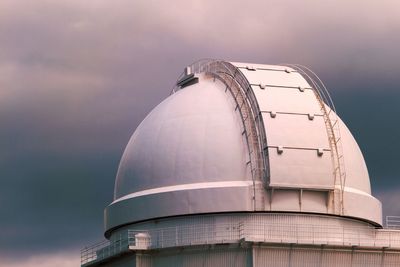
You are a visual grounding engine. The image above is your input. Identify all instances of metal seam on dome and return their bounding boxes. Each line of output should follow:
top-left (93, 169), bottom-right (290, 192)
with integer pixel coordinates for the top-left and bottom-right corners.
top-left (250, 83), bottom-right (313, 90)
top-left (172, 59), bottom-right (269, 211)
top-left (260, 111), bottom-right (324, 117)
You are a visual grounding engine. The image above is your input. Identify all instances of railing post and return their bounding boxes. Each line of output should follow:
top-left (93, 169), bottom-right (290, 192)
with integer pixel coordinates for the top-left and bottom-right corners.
top-left (175, 226), bottom-right (178, 246)
top-left (239, 222), bottom-right (244, 240)
top-left (312, 225), bottom-right (315, 244)
top-left (161, 229), bottom-right (164, 248)
top-left (263, 223), bottom-right (266, 242)
top-left (342, 227), bottom-right (345, 245)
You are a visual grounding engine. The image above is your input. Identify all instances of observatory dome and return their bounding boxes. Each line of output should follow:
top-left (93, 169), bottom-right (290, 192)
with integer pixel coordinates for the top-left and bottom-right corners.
top-left (104, 60), bottom-right (382, 234)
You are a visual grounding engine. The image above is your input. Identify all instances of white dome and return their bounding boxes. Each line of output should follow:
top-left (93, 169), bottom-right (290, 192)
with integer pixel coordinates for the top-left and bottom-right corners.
top-left (104, 60), bottom-right (382, 234)
top-left (114, 76), bottom-right (249, 199)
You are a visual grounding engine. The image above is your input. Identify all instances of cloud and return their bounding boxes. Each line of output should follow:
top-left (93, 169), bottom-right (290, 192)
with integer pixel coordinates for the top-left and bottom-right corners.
top-left (1, 0), bottom-right (400, 261)
top-left (375, 189), bottom-right (400, 221)
top-left (0, 251), bottom-right (79, 267)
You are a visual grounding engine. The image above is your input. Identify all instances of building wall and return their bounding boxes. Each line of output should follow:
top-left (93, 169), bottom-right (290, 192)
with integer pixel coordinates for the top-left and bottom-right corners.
top-left (138, 246), bottom-right (251, 267)
top-left (90, 244), bottom-right (400, 267)
top-left (253, 245), bottom-right (400, 267)
top-left (83, 213), bottom-right (400, 267)
top-left (95, 253), bottom-right (136, 267)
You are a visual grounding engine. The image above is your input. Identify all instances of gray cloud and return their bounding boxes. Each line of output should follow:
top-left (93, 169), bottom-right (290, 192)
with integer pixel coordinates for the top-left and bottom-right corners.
top-left (1, 0), bottom-right (400, 264)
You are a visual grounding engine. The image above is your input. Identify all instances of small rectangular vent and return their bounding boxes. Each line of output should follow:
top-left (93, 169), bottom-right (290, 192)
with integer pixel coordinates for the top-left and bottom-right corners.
top-left (176, 73), bottom-right (199, 88)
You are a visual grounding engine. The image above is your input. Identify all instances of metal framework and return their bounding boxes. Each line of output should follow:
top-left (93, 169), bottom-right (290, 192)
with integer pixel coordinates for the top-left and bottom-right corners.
top-left (387, 216), bottom-right (400, 229)
top-left (81, 60), bottom-right (396, 267)
top-left (81, 220), bottom-right (400, 266)
top-left (173, 59), bottom-right (269, 210)
top-left (173, 60), bottom-right (347, 215)
top-left (283, 64), bottom-right (347, 215)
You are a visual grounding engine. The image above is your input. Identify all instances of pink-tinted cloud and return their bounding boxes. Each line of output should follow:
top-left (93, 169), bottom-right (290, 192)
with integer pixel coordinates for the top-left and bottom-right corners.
top-left (1, 0), bottom-right (399, 264)
top-left (1, 251), bottom-right (79, 267)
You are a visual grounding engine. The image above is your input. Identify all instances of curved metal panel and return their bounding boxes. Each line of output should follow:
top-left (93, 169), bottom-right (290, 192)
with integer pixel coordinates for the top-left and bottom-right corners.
top-left (239, 68), bottom-right (310, 88)
top-left (251, 85), bottom-right (322, 115)
top-left (263, 113), bottom-right (330, 150)
top-left (106, 60), bottom-right (383, 234)
top-left (267, 147), bottom-right (333, 189)
top-left (105, 186), bottom-right (253, 233)
top-left (234, 64), bottom-right (335, 191)
top-left (115, 76), bottom-right (250, 199)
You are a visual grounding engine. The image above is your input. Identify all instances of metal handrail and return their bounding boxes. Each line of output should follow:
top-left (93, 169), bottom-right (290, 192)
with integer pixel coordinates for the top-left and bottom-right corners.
top-left (387, 216), bottom-right (400, 229)
top-left (171, 59), bottom-right (269, 209)
top-left (171, 60), bottom-right (350, 214)
top-left (81, 221), bottom-right (400, 265)
top-left (283, 64), bottom-right (347, 215)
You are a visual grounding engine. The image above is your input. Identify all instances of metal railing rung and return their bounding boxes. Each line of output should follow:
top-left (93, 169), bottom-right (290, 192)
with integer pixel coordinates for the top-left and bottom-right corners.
top-left (82, 220), bottom-right (400, 265)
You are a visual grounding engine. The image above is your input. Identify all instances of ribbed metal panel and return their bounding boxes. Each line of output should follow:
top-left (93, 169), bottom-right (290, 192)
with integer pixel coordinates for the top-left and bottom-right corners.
top-left (136, 255), bottom-right (151, 267)
top-left (113, 213), bottom-right (372, 238)
top-left (83, 238), bottom-right (400, 267)
top-left (253, 247), bottom-right (289, 267)
top-left (137, 247), bottom-right (250, 267)
top-left (321, 250), bottom-right (352, 267)
top-left (352, 252), bottom-right (382, 267)
top-left (253, 246), bottom-right (400, 267)
top-left (95, 254), bottom-right (137, 267)
top-left (383, 253), bottom-right (400, 266)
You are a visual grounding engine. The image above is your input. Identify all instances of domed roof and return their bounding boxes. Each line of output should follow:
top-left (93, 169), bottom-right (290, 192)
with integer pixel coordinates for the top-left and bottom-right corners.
top-left (115, 75), bottom-right (249, 199)
top-left (104, 60), bottom-right (382, 234)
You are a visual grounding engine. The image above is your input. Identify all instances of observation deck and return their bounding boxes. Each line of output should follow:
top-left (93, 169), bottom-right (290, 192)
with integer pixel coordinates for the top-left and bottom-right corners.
top-left (82, 213), bottom-right (400, 266)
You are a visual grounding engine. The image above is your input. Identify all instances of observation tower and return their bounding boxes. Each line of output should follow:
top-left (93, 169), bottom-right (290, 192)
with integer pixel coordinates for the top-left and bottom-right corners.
top-left (81, 60), bottom-right (400, 267)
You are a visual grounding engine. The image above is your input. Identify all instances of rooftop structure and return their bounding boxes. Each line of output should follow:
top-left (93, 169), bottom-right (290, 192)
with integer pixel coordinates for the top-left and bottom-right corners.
top-left (82, 60), bottom-right (400, 267)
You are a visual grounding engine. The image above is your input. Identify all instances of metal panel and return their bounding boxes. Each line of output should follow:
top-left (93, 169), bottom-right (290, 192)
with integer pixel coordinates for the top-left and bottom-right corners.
top-left (143, 247), bottom-right (250, 267)
top-left (383, 253), bottom-right (400, 266)
top-left (106, 60), bottom-right (383, 240)
top-left (270, 189), bottom-right (300, 211)
top-left (321, 250), bottom-right (352, 267)
top-left (253, 247), bottom-right (290, 267)
top-left (352, 252), bottom-right (383, 267)
top-left (231, 61), bottom-right (290, 71)
top-left (104, 254), bottom-right (137, 267)
top-left (105, 186), bottom-right (253, 232)
top-left (115, 77), bottom-right (249, 198)
top-left (84, 212), bottom-right (400, 266)
top-left (254, 247), bottom-right (353, 267)
top-left (253, 246), bottom-right (400, 267)
top-left (343, 190), bottom-right (383, 225)
top-left (263, 113), bottom-right (330, 150)
top-left (339, 120), bottom-right (372, 193)
top-left (301, 191), bottom-right (328, 213)
top-left (268, 147), bottom-right (334, 189)
top-left (239, 68), bottom-right (310, 88)
top-left (290, 248), bottom-right (323, 267)
top-left (113, 213), bottom-right (389, 250)
top-left (251, 85), bottom-right (322, 115)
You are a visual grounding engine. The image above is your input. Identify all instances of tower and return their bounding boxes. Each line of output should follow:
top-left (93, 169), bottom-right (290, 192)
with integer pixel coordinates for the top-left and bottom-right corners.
top-left (81, 60), bottom-right (400, 267)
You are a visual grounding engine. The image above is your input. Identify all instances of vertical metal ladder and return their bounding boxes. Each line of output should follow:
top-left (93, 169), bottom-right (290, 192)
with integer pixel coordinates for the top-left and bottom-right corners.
top-left (285, 64), bottom-right (347, 215)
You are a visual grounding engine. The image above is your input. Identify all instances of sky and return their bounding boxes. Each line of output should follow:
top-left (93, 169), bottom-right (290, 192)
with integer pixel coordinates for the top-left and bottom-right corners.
top-left (0, 0), bottom-right (400, 266)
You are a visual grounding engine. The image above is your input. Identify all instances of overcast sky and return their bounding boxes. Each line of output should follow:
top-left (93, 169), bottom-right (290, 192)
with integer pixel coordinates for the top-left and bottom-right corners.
top-left (1, 0), bottom-right (400, 266)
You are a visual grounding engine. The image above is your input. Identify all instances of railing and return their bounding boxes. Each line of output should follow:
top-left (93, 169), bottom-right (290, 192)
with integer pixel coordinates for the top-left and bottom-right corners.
top-left (171, 59), bottom-right (268, 209)
top-left (283, 64), bottom-right (347, 216)
top-left (81, 233), bottom-right (132, 266)
top-left (81, 222), bottom-right (400, 265)
top-left (387, 216), bottom-right (400, 229)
